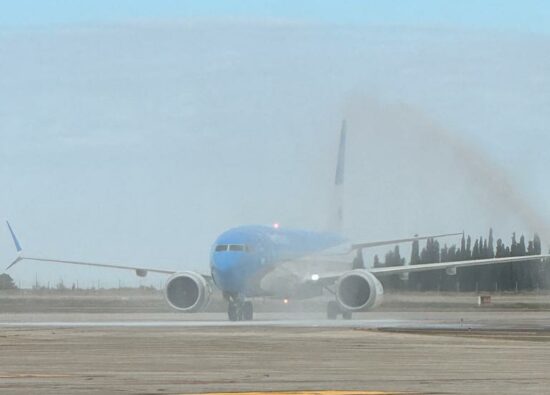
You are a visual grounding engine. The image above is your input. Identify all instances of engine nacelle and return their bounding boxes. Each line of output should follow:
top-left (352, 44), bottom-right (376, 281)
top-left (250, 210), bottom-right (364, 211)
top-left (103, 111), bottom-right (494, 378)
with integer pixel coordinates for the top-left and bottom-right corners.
top-left (164, 271), bottom-right (212, 313)
top-left (336, 269), bottom-right (384, 312)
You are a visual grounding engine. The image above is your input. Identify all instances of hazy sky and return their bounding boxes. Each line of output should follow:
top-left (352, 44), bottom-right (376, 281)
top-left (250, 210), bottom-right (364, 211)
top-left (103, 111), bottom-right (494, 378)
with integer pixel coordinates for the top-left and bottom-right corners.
top-left (2, 1), bottom-right (550, 35)
top-left (1, 2), bottom-right (550, 288)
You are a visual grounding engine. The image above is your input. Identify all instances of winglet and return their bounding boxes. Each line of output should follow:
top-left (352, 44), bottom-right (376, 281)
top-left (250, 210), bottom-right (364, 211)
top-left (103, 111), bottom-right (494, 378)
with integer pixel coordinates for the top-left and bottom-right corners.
top-left (6, 221), bottom-right (22, 253)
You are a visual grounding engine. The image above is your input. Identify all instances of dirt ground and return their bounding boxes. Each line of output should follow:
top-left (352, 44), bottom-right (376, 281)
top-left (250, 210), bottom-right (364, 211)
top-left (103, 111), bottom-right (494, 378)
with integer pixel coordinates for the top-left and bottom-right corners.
top-left (0, 291), bottom-right (549, 394)
top-left (0, 321), bottom-right (549, 395)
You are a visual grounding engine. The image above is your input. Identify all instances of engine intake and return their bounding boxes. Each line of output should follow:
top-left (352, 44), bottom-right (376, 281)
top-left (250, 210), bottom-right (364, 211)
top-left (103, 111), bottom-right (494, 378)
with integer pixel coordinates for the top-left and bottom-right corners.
top-left (336, 269), bottom-right (384, 312)
top-left (164, 271), bottom-right (212, 312)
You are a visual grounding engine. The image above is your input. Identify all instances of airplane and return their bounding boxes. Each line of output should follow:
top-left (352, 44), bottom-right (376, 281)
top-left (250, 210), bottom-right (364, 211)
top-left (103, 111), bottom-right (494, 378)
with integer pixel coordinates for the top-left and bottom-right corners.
top-left (6, 121), bottom-right (550, 321)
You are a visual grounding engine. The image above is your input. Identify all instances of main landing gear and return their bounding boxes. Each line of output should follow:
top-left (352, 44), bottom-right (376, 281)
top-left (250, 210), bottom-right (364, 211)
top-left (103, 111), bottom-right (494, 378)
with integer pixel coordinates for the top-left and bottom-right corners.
top-left (327, 300), bottom-right (352, 320)
top-left (226, 295), bottom-right (253, 321)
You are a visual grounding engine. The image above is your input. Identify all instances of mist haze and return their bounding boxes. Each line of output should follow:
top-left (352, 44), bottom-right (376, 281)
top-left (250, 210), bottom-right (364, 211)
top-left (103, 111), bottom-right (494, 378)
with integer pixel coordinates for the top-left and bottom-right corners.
top-left (1, 19), bottom-right (550, 287)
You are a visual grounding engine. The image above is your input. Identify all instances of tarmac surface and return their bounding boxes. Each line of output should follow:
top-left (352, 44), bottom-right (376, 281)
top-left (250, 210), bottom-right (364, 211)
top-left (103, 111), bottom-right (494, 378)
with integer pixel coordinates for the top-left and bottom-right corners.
top-left (1, 310), bottom-right (550, 394)
top-left (0, 310), bottom-right (549, 330)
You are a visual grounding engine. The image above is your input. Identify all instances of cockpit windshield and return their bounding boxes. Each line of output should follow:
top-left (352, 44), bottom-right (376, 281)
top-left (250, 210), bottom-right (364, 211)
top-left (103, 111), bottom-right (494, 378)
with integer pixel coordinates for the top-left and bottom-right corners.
top-left (215, 244), bottom-right (251, 253)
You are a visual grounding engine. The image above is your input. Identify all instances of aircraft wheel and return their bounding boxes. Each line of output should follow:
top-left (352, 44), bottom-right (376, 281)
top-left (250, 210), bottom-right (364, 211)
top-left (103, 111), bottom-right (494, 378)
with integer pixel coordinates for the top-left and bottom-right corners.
top-left (228, 302), bottom-right (239, 321)
top-left (342, 310), bottom-right (352, 320)
top-left (242, 301), bottom-right (253, 321)
top-left (327, 301), bottom-right (339, 320)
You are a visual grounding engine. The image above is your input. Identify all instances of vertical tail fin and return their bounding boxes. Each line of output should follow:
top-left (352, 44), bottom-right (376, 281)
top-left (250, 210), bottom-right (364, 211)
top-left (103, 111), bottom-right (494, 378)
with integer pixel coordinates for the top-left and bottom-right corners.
top-left (334, 120), bottom-right (346, 187)
top-left (327, 120), bottom-right (346, 233)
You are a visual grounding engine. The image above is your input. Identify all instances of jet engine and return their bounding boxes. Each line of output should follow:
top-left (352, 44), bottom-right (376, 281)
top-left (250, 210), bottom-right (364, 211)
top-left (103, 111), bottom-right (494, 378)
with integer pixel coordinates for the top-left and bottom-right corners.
top-left (336, 269), bottom-right (384, 312)
top-left (164, 271), bottom-right (212, 313)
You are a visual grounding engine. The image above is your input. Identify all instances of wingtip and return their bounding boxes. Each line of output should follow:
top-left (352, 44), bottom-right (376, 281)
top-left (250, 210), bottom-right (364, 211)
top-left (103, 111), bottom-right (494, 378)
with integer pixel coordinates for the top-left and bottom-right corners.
top-left (6, 221), bottom-right (22, 253)
top-left (5, 256), bottom-right (23, 271)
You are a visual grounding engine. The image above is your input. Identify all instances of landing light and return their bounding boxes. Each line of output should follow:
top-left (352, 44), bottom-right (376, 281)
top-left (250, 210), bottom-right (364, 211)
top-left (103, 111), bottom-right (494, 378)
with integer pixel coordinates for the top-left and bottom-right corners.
top-left (311, 274), bottom-right (320, 281)
top-left (283, 298), bottom-right (289, 304)
top-left (273, 223), bottom-right (280, 229)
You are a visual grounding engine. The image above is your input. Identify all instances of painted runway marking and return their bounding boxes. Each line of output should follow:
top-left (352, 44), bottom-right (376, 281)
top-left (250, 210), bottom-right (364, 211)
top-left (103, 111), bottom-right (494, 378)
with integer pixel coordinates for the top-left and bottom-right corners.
top-left (197, 392), bottom-right (403, 395)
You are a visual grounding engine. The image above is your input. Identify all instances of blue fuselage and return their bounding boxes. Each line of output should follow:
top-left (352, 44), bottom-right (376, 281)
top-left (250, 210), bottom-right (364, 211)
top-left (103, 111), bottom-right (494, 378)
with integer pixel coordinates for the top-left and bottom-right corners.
top-left (209, 225), bottom-right (346, 296)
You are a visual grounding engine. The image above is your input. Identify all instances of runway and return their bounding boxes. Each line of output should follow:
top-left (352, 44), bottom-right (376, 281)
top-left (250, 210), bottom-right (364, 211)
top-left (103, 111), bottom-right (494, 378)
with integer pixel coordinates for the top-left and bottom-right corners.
top-left (0, 311), bottom-right (549, 394)
top-left (1, 311), bottom-right (549, 330)
top-left (0, 319), bottom-right (473, 329)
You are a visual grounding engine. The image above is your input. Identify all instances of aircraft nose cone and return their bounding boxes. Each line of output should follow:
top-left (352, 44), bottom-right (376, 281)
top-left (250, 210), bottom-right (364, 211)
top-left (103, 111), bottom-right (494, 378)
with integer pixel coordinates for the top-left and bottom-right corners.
top-left (211, 254), bottom-right (245, 293)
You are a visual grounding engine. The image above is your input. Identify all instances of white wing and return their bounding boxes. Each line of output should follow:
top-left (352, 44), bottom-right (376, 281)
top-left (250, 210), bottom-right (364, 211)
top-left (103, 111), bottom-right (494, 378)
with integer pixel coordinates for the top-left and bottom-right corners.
top-left (5, 222), bottom-right (203, 278)
top-left (370, 254), bottom-right (550, 275)
top-left (306, 254), bottom-right (550, 285)
top-left (350, 232), bottom-right (462, 250)
top-left (7, 255), bottom-right (176, 277)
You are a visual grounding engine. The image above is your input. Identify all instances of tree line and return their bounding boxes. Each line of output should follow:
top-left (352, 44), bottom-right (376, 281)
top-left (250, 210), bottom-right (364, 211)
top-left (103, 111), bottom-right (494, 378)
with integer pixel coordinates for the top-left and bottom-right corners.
top-left (374, 229), bottom-right (550, 292)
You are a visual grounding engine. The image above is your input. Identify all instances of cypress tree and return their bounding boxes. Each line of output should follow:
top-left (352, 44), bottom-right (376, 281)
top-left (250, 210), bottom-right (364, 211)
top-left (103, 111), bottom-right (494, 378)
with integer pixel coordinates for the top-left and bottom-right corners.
top-left (532, 234), bottom-right (543, 289)
top-left (519, 235), bottom-right (526, 255)
top-left (394, 245), bottom-right (402, 266)
top-left (410, 240), bottom-right (420, 265)
top-left (511, 233), bottom-right (518, 256)
top-left (534, 233), bottom-right (542, 255)
top-left (488, 228), bottom-right (495, 258)
top-left (495, 238), bottom-right (507, 291)
top-left (473, 239), bottom-right (480, 259)
top-left (510, 234), bottom-right (521, 291)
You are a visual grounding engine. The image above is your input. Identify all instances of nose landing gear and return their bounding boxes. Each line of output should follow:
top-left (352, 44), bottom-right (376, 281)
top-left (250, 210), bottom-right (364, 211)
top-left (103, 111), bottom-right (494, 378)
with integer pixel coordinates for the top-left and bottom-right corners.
top-left (227, 295), bottom-right (254, 321)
